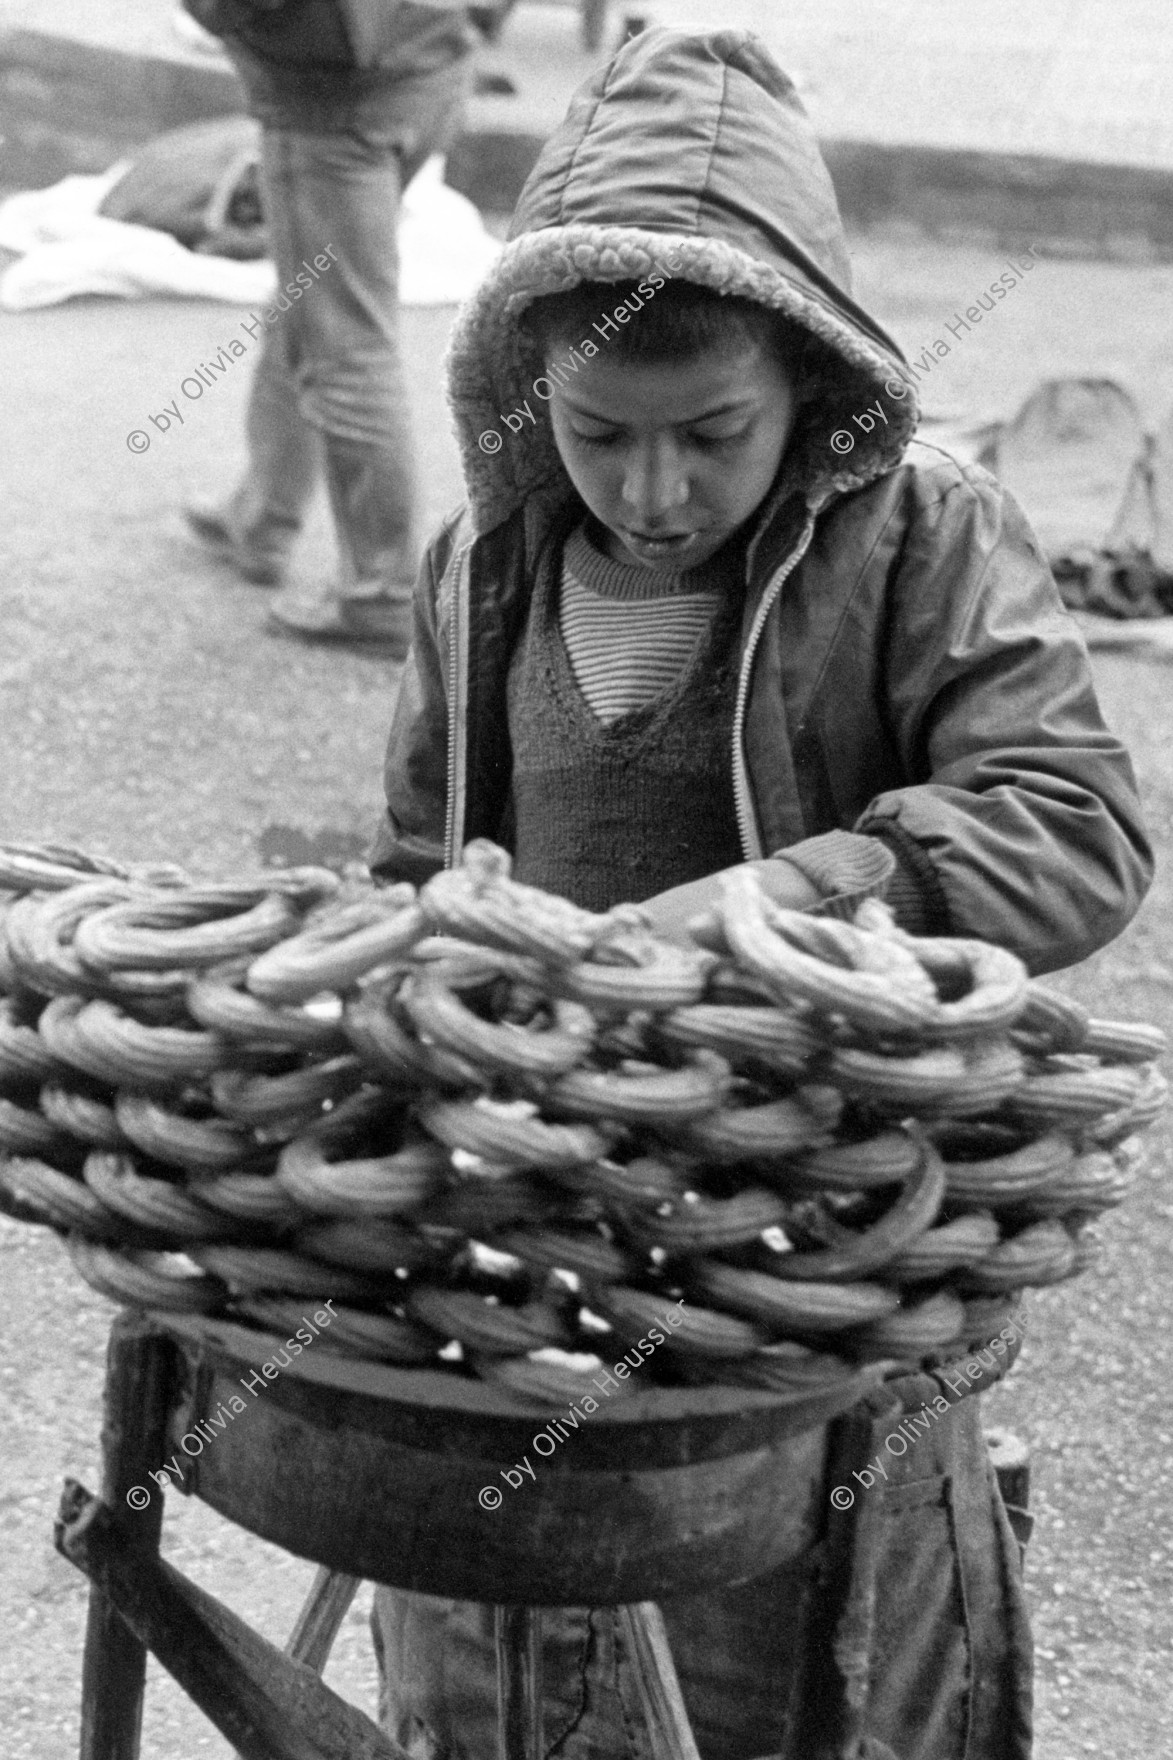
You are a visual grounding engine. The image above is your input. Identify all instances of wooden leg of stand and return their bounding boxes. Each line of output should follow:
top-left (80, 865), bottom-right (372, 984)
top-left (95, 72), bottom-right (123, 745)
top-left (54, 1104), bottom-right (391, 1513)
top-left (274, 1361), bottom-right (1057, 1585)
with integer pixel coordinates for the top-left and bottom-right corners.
top-left (284, 1568), bottom-right (362, 1673)
top-left (57, 1484), bottom-right (402, 1760)
top-left (230, 1569), bottom-right (364, 1759)
top-left (619, 1604), bottom-right (702, 1760)
top-left (494, 1607), bottom-right (543, 1760)
top-left (79, 1315), bottom-right (177, 1760)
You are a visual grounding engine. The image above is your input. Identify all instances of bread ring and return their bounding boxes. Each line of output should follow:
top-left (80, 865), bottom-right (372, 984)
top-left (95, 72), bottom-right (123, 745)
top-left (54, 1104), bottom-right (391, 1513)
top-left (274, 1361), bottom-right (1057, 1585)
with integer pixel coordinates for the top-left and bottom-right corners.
top-left (398, 971), bottom-right (594, 1080)
top-left (75, 891), bottom-right (301, 974)
top-left (680, 1093), bottom-right (839, 1165)
top-left (406, 1285), bottom-right (572, 1355)
top-left (41, 997), bottom-right (229, 1090)
top-left (478, 1351), bottom-right (630, 1406)
top-left (894, 935), bottom-right (1029, 1040)
top-left (851, 1291), bottom-right (967, 1357)
top-left (882, 1210), bottom-right (1001, 1281)
top-left (189, 1243), bottom-right (386, 1302)
top-left (344, 986), bottom-right (485, 1090)
top-left (547, 1154), bottom-right (692, 1208)
top-left (0, 1095), bottom-right (73, 1159)
top-left (68, 1239), bottom-right (229, 1312)
top-left (83, 1151), bottom-right (237, 1241)
top-left (935, 1128), bottom-right (1076, 1206)
top-left (276, 1130), bottom-right (448, 1218)
top-left (0, 998), bottom-right (62, 1086)
top-left (0, 1156), bottom-right (125, 1237)
top-left (689, 1260), bottom-right (901, 1334)
top-left (418, 1096), bottom-right (610, 1170)
top-left (245, 887), bottom-right (425, 1003)
top-left (1015, 1149), bottom-right (1132, 1218)
top-left (1002, 1061), bottom-right (1149, 1129)
top-left (40, 1081), bottom-right (128, 1149)
top-left (544, 1050), bottom-right (730, 1127)
top-left (0, 843), bottom-right (130, 892)
top-left (420, 840), bottom-right (640, 964)
top-left (655, 1002), bottom-right (824, 1079)
top-left (188, 966), bottom-right (347, 1053)
top-left (797, 1128), bottom-right (922, 1192)
top-left (409, 936), bottom-right (548, 989)
top-left (828, 1038), bottom-right (1025, 1116)
top-left (232, 1295), bottom-right (439, 1364)
top-left (718, 868), bottom-right (938, 1034)
top-left (767, 1136), bottom-right (946, 1281)
top-left (622, 1185), bottom-right (789, 1253)
top-left (721, 1340), bottom-right (877, 1397)
top-left (594, 1283), bottom-right (766, 1359)
top-left (1080, 1018), bottom-right (1168, 1064)
top-left (185, 1172), bottom-right (303, 1226)
top-left (114, 1092), bottom-right (258, 1175)
top-left (1011, 984), bottom-right (1091, 1055)
top-left (3, 882), bottom-right (137, 996)
top-left (1081, 1063), bottom-right (1168, 1148)
top-left (210, 1055), bottom-right (365, 1128)
top-left (548, 932), bottom-right (714, 1013)
top-left (959, 1219), bottom-right (1077, 1291)
top-left (490, 1226), bottom-right (635, 1285)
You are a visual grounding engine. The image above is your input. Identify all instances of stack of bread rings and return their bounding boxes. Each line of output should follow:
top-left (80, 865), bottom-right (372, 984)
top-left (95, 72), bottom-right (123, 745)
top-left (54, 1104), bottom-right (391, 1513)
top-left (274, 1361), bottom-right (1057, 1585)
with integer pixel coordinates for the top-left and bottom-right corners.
top-left (0, 837), bottom-right (1166, 1407)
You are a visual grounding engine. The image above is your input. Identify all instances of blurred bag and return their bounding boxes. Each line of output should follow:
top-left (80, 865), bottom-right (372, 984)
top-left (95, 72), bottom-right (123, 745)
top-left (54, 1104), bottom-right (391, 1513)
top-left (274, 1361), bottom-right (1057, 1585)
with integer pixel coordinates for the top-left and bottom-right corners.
top-left (98, 117), bottom-right (266, 259)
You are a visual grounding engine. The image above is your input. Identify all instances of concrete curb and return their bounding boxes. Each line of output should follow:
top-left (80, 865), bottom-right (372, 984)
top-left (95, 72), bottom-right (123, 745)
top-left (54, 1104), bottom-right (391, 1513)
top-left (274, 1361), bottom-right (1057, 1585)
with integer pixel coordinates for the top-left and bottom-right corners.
top-left (3, 25), bottom-right (1172, 260)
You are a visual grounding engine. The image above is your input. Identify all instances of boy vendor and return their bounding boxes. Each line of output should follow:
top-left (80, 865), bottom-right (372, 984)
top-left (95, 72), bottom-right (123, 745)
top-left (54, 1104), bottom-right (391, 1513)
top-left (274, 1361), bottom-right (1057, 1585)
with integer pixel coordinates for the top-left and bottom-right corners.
top-left (369, 27), bottom-right (1152, 1760)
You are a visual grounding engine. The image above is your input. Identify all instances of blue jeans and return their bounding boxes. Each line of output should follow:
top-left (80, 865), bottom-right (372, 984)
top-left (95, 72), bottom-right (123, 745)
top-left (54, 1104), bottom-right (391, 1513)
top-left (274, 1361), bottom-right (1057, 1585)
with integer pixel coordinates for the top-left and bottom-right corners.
top-left (219, 45), bottom-right (469, 596)
top-left (370, 1382), bottom-right (1032, 1760)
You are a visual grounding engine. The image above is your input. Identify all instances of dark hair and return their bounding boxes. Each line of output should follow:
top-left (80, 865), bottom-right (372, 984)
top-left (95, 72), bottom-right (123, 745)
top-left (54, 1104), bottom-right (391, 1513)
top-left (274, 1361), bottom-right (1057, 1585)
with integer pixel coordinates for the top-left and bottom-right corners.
top-left (522, 277), bottom-right (828, 383)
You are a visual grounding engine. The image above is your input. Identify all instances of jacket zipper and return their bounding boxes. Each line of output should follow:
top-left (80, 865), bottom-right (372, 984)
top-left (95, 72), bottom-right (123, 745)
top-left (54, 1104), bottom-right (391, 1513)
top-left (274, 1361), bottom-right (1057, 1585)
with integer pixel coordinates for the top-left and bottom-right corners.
top-left (443, 541), bottom-right (474, 869)
top-left (730, 510), bottom-right (818, 861)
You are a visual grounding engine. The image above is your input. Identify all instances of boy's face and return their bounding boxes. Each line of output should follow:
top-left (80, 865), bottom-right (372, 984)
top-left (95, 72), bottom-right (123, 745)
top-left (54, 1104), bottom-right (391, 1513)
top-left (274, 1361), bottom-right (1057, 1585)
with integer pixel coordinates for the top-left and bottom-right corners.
top-left (546, 340), bottom-right (802, 572)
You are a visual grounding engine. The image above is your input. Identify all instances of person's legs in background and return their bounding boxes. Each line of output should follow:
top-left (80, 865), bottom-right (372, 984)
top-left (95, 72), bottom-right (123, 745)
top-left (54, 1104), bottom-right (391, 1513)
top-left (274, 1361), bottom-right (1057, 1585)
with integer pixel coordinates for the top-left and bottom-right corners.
top-left (190, 47), bottom-right (467, 653)
top-left (259, 120), bottom-right (420, 648)
top-left (186, 310), bottom-right (321, 584)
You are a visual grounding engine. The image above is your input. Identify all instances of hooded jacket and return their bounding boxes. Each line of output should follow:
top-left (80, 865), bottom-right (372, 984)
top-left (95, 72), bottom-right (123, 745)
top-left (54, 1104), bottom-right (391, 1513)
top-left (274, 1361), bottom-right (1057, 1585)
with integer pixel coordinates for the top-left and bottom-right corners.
top-left (372, 26), bottom-right (1152, 975)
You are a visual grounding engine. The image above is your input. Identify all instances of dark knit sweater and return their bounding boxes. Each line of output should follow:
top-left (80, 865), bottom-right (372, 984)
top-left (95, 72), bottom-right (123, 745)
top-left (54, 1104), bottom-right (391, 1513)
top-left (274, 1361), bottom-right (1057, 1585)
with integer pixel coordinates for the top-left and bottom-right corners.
top-left (506, 528), bottom-right (746, 912)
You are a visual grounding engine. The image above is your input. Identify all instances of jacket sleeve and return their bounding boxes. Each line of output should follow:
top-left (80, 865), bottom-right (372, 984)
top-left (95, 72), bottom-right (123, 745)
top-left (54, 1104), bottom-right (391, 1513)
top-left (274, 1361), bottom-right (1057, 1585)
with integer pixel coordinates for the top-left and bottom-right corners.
top-left (855, 462), bottom-right (1153, 974)
top-left (368, 513), bottom-right (463, 886)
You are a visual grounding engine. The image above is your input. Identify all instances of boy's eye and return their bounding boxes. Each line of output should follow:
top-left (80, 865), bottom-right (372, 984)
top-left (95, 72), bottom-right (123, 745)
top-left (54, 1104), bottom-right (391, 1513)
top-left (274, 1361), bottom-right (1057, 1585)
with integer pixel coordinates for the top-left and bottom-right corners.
top-left (570, 427), bottom-right (621, 447)
top-left (688, 425), bottom-right (750, 447)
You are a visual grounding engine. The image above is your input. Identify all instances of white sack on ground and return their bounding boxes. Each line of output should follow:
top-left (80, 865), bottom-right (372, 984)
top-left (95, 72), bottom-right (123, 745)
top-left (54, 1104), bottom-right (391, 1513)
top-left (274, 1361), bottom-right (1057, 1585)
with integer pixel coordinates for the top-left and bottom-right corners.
top-left (0, 156), bottom-right (499, 310)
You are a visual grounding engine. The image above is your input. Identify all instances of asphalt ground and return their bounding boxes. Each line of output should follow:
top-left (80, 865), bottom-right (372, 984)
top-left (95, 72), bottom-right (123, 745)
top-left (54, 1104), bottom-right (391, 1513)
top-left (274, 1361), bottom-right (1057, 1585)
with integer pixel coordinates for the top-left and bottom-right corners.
top-left (0, 234), bottom-right (1171, 1755)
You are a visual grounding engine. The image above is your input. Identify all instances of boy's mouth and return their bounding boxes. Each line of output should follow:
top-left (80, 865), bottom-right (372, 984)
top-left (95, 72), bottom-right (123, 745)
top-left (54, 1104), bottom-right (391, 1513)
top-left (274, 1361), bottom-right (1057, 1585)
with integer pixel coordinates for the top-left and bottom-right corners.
top-left (620, 528), bottom-right (702, 561)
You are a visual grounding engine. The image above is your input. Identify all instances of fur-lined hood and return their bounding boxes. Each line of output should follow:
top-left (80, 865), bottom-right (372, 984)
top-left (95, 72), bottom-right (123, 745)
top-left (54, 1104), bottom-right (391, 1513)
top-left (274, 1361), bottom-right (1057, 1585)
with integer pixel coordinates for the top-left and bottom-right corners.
top-left (447, 26), bottom-right (919, 534)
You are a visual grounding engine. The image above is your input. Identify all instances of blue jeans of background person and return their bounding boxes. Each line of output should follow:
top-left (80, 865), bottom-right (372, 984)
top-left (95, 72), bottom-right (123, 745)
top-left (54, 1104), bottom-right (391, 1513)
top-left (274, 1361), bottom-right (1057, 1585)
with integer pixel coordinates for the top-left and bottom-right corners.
top-left (219, 45), bottom-right (469, 598)
top-left (370, 1380), bottom-right (1032, 1760)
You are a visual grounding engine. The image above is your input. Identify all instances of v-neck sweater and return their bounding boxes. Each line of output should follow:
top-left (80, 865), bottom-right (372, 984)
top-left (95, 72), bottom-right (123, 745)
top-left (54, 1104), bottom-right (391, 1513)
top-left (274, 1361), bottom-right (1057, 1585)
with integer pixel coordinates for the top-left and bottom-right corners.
top-left (504, 523), bottom-right (746, 911)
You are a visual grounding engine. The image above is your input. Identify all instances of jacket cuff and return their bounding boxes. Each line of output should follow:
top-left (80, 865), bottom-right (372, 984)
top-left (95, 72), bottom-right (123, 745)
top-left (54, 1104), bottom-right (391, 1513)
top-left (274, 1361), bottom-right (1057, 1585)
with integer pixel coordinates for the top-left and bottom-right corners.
top-left (772, 830), bottom-right (897, 922)
top-left (855, 818), bottom-right (952, 936)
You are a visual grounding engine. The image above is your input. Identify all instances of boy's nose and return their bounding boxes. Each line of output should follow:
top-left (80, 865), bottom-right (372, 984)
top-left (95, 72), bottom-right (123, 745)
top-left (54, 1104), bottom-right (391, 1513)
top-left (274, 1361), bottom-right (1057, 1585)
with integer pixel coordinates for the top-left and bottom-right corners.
top-left (620, 441), bottom-right (689, 521)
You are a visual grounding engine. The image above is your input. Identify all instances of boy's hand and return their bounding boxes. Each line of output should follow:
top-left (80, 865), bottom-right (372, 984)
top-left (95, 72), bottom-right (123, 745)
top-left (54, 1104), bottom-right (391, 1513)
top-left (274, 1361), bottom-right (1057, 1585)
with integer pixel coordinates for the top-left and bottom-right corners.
top-left (639, 859), bottom-right (821, 946)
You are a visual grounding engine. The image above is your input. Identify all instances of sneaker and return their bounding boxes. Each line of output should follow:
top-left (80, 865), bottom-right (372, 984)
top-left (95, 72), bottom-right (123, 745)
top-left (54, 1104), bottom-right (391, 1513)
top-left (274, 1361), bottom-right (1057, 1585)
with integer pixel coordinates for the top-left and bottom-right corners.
top-left (183, 502), bottom-right (287, 587)
top-left (265, 588), bottom-right (411, 656)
